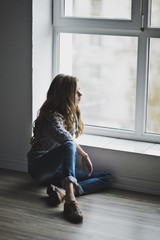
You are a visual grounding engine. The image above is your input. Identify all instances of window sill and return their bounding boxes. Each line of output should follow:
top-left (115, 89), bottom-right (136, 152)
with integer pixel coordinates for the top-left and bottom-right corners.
top-left (76, 134), bottom-right (160, 157)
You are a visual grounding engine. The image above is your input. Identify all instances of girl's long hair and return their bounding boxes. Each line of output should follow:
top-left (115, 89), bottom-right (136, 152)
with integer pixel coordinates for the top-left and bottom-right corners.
top-left (31, 74), bottom-right (83, 143)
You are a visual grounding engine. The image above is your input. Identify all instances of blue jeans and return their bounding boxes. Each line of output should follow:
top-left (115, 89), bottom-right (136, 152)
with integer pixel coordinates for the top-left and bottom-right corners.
top-left (28, 141), bottom-right (112, 196)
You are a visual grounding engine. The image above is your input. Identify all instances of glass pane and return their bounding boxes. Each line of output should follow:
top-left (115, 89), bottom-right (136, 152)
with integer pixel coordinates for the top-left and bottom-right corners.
top-left (146, 39), bottom-right (160, 134)
top-left (65, 0), bottom-right (131, 20)
top-left (150, 0), bottom-right (160, 27)
top-left (60, 33), bottom-right (137, 131)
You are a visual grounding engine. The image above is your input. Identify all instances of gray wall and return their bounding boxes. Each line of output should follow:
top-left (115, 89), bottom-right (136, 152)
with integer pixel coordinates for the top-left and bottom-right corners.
top-left (0, 0), bottom-right (53, 171)
top-left (77, 146), bottom-right (160, 195)
top-left (0, 0), bottom-right (32, 171)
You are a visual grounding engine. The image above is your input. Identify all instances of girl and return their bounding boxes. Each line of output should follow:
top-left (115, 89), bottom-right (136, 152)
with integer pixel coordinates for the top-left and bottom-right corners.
top-left (27, 74), bottom-right (112, 223)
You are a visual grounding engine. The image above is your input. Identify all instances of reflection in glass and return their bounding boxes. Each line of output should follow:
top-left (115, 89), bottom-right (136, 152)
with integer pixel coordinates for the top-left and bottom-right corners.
top-left (147, 39), bottom-right (160, 134)
top-left (60, 33), bottom-right (137, 131)
top-left (65, 0), bottom-right (131, 20)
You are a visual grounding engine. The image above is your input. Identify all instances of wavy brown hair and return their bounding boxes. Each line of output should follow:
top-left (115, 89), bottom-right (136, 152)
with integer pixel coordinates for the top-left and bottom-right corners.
top-left (31, 74), bottom-right (84, 143)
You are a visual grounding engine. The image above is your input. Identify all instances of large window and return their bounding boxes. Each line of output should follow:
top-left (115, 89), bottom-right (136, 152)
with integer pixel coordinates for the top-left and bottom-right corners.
top-left (53, 0), bottom-right (160, 143)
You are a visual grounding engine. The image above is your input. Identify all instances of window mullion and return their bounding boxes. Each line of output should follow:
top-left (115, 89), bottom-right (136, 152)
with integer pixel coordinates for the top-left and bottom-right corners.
top-left (131, 0), bottom-right (142, 29)
top-left (52, 30), bottom-right (60, 78)
top-left (135, 36), bottom-right (149, 137)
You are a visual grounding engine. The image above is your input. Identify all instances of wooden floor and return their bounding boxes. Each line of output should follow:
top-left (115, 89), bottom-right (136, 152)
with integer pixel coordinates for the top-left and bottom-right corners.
top-left (0, 168), bottom-right (160, 240)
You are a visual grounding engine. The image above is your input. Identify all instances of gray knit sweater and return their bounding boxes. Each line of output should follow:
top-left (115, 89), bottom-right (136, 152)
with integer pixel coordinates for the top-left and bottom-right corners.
top-left (27, 113), bottom-right (78, 170)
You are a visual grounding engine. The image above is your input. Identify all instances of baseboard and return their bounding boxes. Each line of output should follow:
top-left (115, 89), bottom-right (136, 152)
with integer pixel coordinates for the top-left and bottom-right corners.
top-left (0, 156), bottom-right (160, 196)
top-left (0, 155), bottom-right (27, 172)
top-left (113, 175), bottom-right (160, 196)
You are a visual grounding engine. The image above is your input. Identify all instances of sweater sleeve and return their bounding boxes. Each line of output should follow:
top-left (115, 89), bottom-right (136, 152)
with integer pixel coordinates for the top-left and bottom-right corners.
top-left (47, 114), bottom-right (73, 143)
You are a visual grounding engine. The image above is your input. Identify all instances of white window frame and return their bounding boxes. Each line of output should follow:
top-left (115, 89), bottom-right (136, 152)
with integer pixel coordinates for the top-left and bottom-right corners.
top-left (52, 0), bottom-right (160, 143)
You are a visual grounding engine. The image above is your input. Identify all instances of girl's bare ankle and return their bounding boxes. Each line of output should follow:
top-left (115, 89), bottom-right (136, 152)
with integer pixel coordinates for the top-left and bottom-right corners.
top-left (65, 192), bottom-right (76, 203)
top-left (64, 182), bottom-right (76, 203)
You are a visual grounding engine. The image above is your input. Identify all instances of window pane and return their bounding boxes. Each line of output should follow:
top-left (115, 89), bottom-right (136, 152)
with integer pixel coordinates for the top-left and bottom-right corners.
top-left (150, 0), bottom-right (160, 27)
top-left (60, 33), bottom-right (137, 131)
top-left (65, 0), bottom-right (131, 20)
top-left (146, 39), bottom-right (160, 134)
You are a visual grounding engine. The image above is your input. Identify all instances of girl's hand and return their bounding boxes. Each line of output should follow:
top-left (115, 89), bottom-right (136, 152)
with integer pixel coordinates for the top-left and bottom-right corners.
top-left (82, 153), bottom-right (93, 177)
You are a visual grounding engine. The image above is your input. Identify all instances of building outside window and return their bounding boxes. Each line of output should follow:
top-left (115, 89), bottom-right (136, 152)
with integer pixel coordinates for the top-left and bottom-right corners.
top-left (53, 0), bottom-right (160, 143)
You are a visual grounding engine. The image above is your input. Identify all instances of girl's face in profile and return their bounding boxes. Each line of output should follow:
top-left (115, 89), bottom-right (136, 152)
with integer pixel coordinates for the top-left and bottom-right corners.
top-left (75, 86), bottom-right (82, 105)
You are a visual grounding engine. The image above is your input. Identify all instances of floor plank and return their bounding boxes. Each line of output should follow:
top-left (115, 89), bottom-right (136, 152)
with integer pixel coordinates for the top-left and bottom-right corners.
top-left (0, 168), bottom-right (160, 240)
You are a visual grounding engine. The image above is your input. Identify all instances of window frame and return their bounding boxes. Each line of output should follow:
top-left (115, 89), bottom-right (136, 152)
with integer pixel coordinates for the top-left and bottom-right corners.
top-left (52, 0), bottom-right (160, 143)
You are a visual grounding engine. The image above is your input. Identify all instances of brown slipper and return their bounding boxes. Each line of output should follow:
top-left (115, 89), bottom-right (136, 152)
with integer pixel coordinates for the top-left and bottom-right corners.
top-left (64, 201), bottom-right (83, 223)
top-left (47, 184), bottom-right (65, 206)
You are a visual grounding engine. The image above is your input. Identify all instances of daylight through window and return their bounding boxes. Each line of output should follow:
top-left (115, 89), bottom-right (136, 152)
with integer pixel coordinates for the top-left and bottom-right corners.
top-left (53, 0), bottom-right (160, 142)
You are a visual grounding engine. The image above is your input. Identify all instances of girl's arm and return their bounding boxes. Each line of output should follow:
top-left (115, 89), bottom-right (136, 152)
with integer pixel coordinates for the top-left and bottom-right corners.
top-left (48, 114), bottom-right (73, 143)
top-left (75, 141), bottom-right (93, 177)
